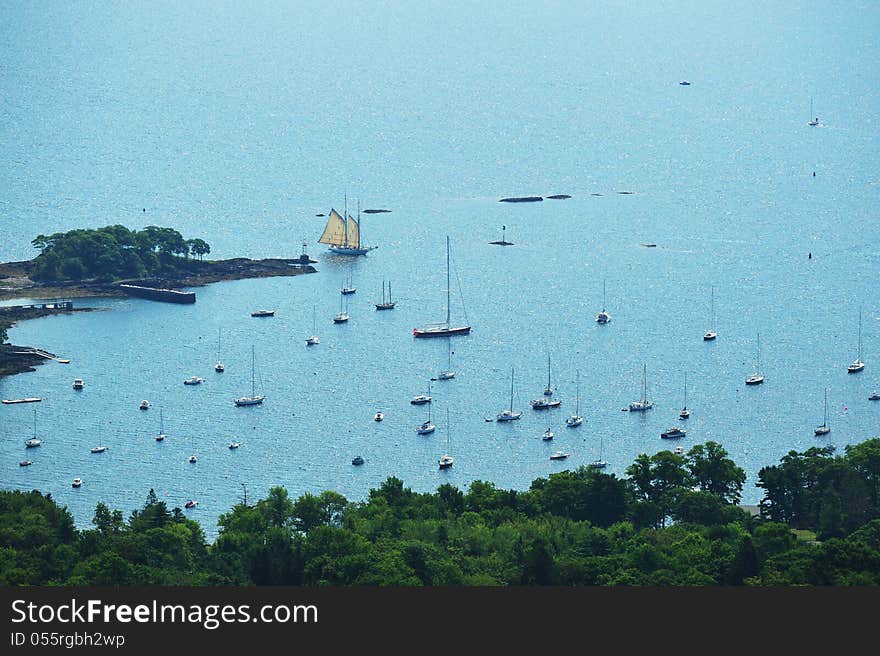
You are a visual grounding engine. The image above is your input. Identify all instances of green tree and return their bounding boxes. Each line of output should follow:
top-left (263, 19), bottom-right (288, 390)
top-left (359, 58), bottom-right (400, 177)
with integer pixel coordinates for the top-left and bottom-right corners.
top-left (687, 442), bottom-right (746, 504)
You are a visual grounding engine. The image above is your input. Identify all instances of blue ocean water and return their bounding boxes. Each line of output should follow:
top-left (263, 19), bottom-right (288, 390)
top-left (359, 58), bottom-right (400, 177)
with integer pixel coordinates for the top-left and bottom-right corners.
top-left (2, 2), bottom-right (879, 534)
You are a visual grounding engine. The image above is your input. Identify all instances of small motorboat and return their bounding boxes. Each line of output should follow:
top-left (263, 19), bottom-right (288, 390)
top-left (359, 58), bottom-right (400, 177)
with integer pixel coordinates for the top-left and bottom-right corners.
top-left (71, 477), bottom-right (82, 488)
top-left (549, 451), bottom-right (569, 460)
top-left (155, 433), bottom-right (165, 442)
top-left (680, 81), bottom-right (691, 85)
top-left (72, 378), bottom-right (85, 390)
top-left (251, 309), bottom-right (275, 317)
top-left (185, 500), bottom-right (197, 509)
top-left (183, 376), bottom-right (204, 385)
top-left (745, 374), bottom-right (764, 385)
top-left (188, 454), bottom-right (198, 463)
top-left (869, 392), bottom-right (880, 401)
top-left (19, 460), bottom-right (32, 467)
top-left (306, 335), bottom-right (320, 345)
top-left (589, 460), bottom-right (608, 469)
top-left (566, 414), bottom-right (583, 427)
top-left (438, 454), bottom-right (454, 469)
top-left (531, 398), bottom-right (561, 410)
top-left (352, 455), bottom-right (365, 466)
top-left (410, 394), bottom-right (432, 405)
top-left (90, 446), bottom-right (108, 453)
top-left (374, 412), bottom-right (384, 422)
top-left (228, 441), bottom-right (241, 449)
top-left (661, 427), bottom-right (686, 439)
top-left (139, 400), bottom-right (150, 410)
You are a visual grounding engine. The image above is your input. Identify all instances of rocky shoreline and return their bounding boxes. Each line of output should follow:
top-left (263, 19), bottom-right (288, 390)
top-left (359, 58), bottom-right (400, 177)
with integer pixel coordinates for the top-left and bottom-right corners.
top-left (0, 257), bottom-right (316, 302)
top-left (0, 256), bottom-right (316, 377)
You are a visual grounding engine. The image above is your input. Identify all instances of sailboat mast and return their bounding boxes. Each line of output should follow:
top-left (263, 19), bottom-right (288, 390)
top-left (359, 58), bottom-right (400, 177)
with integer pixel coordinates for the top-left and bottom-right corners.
top-left (642, 364), bottom-right (647, 403)
top-left (576, 369), bottom-right (580, 414)
top-left (251, 346), bottom-right (256, 396)
top-left (510, 367), bottom-right (515, 411)
top-left (445, 236), bottom-right (451, 327)
top-left (547, 353), bottom-right (551, 389)
top-left (357, 199), bottom-right (361, 249)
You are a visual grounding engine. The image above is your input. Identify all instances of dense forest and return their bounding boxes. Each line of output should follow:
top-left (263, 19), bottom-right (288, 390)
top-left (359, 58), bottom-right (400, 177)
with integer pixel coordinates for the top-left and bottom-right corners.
top-left (2, 440), bottom-right (879, 586)
top-left (29, 225), bottom-right (211, 282)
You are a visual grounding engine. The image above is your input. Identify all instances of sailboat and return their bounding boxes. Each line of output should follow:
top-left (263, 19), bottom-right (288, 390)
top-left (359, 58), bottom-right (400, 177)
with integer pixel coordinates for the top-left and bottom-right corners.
top-left (542, 423), bottom-right (554, 441)
top-left (543, 353), bottom-right (555, 396)
top-left (413, 236), bottom-right (471, 337)
top-left (438, 408), bottom-right (454, 469)
top-left (375, 280), bottom-right (395, 310)
top-left (306, 305), bottom-right (320, 345)
top-left (629, 364), bottom-right (654, 411)
top-left (566, 369), bottom-right (583, 427)
top-left (215, 328), bottom-right (225, 372)
top-left (24, 407), bottom-right (41, 447)
top-left (341, 270), bottom-right (356, 295)
top-left (188, 433), bottom-right (197, 463)
top-left (596, 280), bottom-right (611, 324)
top-left (808, 98), bottom-right (819, 126)
top-left (416, 393), bottom-right (436, 434)
top-left (333, 291), bottom-right (350, 323)
top-left (589, 434), bottom-right (608, 469)
top-left (234, 345), bottom-right (265, 406)
top-left (497, 367), bottom-right (523, 421)
top-left (318, 198), bottom-right (377, 255)
top-left (848, 311), bottom-right (865, 373)
top-left (814, 388), bottom-right (831, 436)
top-left (745, 333), bottom-right (765, 385)
top-left (438, 339), bottom-right (455, 380)
top-left (155, 409), bottom-right (166, 441)
top-left (679, 372), bottom-right (690, 419)
top-left (703, 287), bottom-right (717, 340)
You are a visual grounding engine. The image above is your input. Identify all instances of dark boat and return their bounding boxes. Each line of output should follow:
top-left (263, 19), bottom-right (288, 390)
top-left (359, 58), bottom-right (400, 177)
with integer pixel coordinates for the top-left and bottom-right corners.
top-left (185, 500), bottom-right (197, 509)
top-left (352, 455), bottom-right (365, 466)
top-left (499, 196), bottom-right (543, 203)
top-left (118, 284), bottom-right (196, 304)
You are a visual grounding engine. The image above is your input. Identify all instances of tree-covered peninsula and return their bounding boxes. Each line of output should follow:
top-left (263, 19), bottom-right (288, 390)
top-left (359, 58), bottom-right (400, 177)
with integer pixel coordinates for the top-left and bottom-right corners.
top-left (2, 439), bottom-right (879, 586)
top-left (29, 225), bottom-right (211, 282)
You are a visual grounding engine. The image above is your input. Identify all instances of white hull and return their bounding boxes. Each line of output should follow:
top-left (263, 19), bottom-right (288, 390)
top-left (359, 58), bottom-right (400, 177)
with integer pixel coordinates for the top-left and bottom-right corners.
top-left (234, 395), bottom-right (265, 406)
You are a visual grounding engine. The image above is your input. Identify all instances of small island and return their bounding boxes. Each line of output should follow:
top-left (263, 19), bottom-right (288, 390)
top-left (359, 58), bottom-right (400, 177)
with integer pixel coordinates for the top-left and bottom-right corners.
top-left (0, 225), bottom-right (317, 376)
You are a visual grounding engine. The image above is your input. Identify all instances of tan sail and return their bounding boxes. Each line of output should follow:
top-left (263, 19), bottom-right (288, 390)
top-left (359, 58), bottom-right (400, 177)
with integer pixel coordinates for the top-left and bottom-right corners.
top-left (346, 215), bottom-right (360, 248)
top-left (318, 209), bottom-right (347, 246)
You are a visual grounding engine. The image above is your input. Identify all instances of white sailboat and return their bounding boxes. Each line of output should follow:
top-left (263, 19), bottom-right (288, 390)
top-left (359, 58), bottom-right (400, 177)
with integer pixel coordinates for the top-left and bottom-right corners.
top-left (566, 369), bottom-right (583, 427)
top-left (188, 433), bottom-right (197, 463)
top-left (543, 352), bottom-right (555, 396)
top-left (848, 311), bottom-right (865, 373)
top-left (596, 280), bottom-right (611, 324)
top-left (413, 236), bottom-right (471, 337)
top-left (318, 198), bottom-right (377, 256)
top-left (306, 305), bottom-right (320, 345)
top-left (679, 372), bottom-right (690, 419)
top-left (629, 364), bottom-right (654, 411)
top-left (24, 407), bottom-right (42, 448)
top-left (416, 393), bottom-right (436, 434)
top-left (497, 367), bottom-right (523, 421)
top-left (814, 388), bottom-right (831, 436)
top-left (808, 97), bottom-right (819, 126)
top-left (438, 339), bottom-right (455, 380)
top-left (590, 434), bottom-right (608, 469)
top-left (438, 408), bottom-right (454, 469)
top-left (341, 270), bottom-right (356, 295)
top-left (155, 409), bottom-right (166, 442)
top-left (333, 291), bottom-right (350, 323)
top-left (703, 286), bottom-right (717, 341)
top-left (375, 280), bottom-right (396, 310)
top-left (542, 424), bottom-right (554, 441)
top-left (215, 328), bottom-right (225, 372)
top-left (745, 333), bottom-right (764, 385)
top-left (234, 345), bottom-right (265, 406)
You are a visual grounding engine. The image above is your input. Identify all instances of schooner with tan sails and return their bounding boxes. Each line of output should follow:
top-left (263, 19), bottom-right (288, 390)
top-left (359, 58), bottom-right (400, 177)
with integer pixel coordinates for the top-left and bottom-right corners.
top-left (318, 201), bottom-right (377, 255)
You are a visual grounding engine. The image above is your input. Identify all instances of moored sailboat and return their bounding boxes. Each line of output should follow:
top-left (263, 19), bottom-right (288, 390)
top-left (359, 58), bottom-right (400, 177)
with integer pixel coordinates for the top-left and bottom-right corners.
top-left (814, 388), bottom-right (831, 436)
top-left (848, 311), bottom-right (865, 373)
top-left (413, 236), bottom-right (471, 338)
top-left (497, 368), bottom-right (523, 421)
top-left (703, 286), bottom-right (717, 341)
top-left (596, 280), bottom-right (611, 324)
top-left (375, 280), bottom-right (396, 310)
top-left (566, 369), bottom-right (583, 427)
top-left (629, 364), bottom-right (654, 411)
top-left (234, 345), bottom-right (265, 406)
top-left (745, 333), bottom-right (764, 385)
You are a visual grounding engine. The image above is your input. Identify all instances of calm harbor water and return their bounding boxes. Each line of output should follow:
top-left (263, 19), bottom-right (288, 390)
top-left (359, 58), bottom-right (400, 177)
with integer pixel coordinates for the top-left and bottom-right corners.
top-left (2, 2), bottom-right (879, 534)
